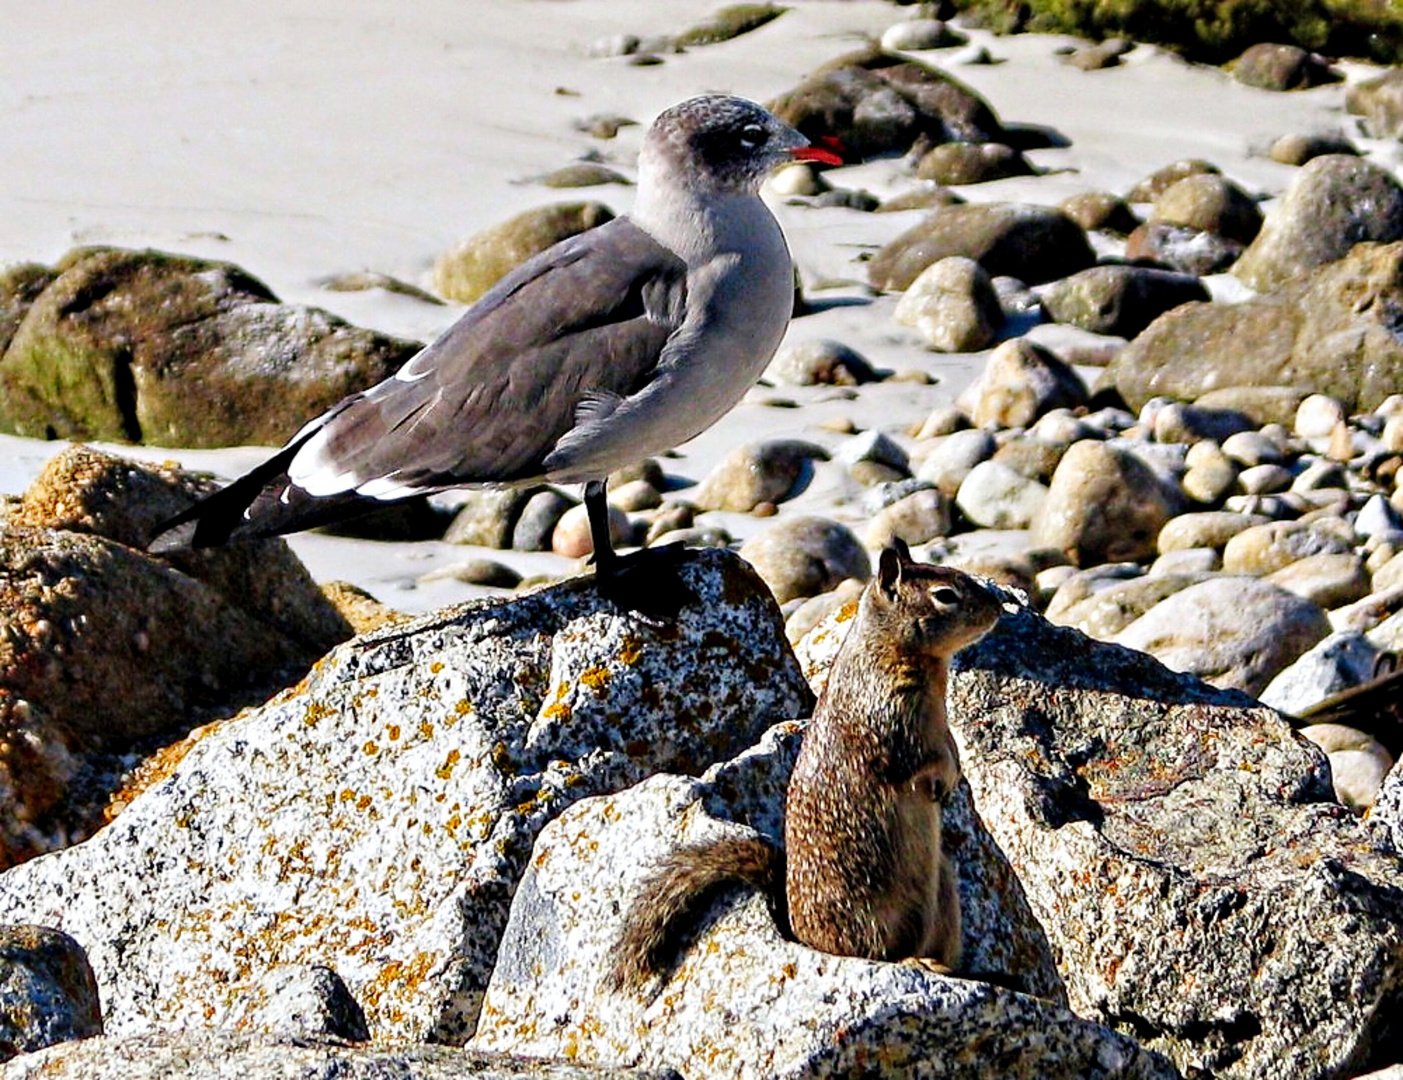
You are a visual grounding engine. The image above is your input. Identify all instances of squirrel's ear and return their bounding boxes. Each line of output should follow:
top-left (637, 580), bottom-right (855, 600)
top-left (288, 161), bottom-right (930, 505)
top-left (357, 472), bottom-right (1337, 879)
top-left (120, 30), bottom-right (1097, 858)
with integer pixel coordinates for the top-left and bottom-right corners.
top-left (877, 544), bottom-right (903, 597)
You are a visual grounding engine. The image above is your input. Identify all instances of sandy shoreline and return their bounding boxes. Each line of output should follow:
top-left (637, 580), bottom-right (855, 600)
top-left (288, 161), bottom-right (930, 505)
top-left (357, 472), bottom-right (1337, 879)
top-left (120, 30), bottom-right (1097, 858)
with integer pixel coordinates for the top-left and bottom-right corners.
top-left (1, 0), bottom-right (1385, 611)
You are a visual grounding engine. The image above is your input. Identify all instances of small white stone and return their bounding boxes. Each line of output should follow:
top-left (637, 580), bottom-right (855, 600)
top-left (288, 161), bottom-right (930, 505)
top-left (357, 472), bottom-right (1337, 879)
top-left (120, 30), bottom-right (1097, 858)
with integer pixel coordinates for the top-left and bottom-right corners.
top-left (1295, 394), bottom-right (1347, 438)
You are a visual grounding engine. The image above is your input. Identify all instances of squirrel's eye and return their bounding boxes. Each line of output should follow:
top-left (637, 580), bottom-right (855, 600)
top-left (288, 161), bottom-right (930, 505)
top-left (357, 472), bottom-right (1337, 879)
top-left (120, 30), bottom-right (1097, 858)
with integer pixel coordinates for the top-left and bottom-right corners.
top-left (739, 123), bottom-right (767, 149)
top-left (932, 586), bottom-right (960, 605)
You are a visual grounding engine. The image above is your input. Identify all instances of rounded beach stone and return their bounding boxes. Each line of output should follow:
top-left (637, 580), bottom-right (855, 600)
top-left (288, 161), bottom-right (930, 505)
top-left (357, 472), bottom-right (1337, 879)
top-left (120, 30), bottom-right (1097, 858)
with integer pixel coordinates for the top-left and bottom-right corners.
top-left (432, 202), bottom-right (613, 303)
top-left (608, 479), bottom-right (662, 513)
top-left (1233, 156), bottom-right (1403, 292)
top-left (1152, 403), bottom-right (1253, 445)
top-left (511, 489), bottom-right (576, 552)
top-left (1223, 520), bottom-right (1354, 575)
top-left (1030, 440), bottom-right (1181, 566)
top-left (1114, 576), bottom-right (1331, 696)
top-left (836, 430), bottom-right (909, 475)
top-left (955, 460), bottom-right (1049, 529)
top-left (1182, 454), bottom-right (1239, 505)
top-left (421, 559), bottom-right (523, 589)
top-left (1049, 571), bottom-right (1211, 640)
top-left (965, 338), bottom-right (1088, 429)
top-left (1221, 430), bottom-right (1285, 467)
top-left (767, 339), bottom-right (880, 386)
top-left (551, 501), bottom-right (630, 558)
top-left (893, 256), bottom-right (1002, 353)
top-left (1298, 724), bottom-right (1394, 811)
top-left (880, 18), bottom-right (965, 51)
top-left (738, 516), bottom-right (870, 604)
top-left (1266, 553), bottom-right (1371, 610)
top-left (1057, 191), bottom-right (1140, 235)
top-left (915, 142), bottom-right (1032, 186)
top-left (1268, 132), bottom-right (1357, 167)
top-left (910, 404), bottom-right (969, 441)
top-left (1037, 265), bottom-right (1209, 340)
top-left (692, 440), bottom-right (829, 513)
top-left (1150, 547), bottom-right (1221, 575)
top-left (1123, 220), bottom-right (1244, 276)
top-left (1296, 394), bottom-right (1348, 439)
top-left (0, 924), bottom-right (102, 1061)
top-left (1236, 463), bottom-right (1293, 495)
top-left (1258, 630), bottom-right (1380, 715)
top-left (444, 489), bottom-right (531, 549)
top-left (1230, 43), bottom-right (1337, 92)
top-left (1159, 511), bottom-right (1269, 553)
top-left (916, 428), bottom-right (997, 495)
top-left (863, 488), bottom-right (952, 548)
top-left (1126, 159), bottom-right (1220, 203)
top-left (868, 202), bottom-right (1095, 291)
top-left (1151, 174), bottom-right (1262, 244)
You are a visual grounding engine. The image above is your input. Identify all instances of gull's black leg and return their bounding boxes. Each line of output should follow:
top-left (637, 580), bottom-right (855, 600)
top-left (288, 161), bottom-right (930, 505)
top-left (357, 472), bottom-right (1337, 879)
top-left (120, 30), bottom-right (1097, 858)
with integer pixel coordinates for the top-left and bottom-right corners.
top-left (585, 479), bottom-right (694, 620)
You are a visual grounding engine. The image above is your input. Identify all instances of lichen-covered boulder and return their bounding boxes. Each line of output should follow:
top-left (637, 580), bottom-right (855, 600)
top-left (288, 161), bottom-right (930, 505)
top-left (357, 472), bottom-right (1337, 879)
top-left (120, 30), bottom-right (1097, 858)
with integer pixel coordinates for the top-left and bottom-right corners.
top-left (1, 1030), bottom-right (673, 1079)
top-left (869, 202), bottom-right (1095, 291)
top-left (0, 448), bottom-right (353, 871)
top-left (1104, 241), bottom-right (1403, 413)
top-left (0, 925), bottom-right (102, 1062)
top-left (0, 249), bottom-right (420, 448)
top-left (471, 725), bottom-right (1177, 1079)
top-left (768, 46), bottom-right (1005, 160)
top-left (801, 596), bottom-right (1403, 1080)
top-left (0, 549), bottom-right (813, 1044)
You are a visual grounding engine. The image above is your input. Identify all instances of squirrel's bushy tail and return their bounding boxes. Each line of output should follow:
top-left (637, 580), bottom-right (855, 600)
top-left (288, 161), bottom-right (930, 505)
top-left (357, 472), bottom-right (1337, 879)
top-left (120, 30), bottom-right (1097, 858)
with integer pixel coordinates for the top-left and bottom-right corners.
top-left (606, 834), bottom-right (784, 993)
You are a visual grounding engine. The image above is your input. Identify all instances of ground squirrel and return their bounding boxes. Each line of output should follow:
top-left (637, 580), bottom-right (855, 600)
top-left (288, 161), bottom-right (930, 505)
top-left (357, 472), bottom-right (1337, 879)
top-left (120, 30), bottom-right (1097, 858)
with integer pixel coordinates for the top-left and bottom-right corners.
top-left (607, 541), bottom-right (1002, 991)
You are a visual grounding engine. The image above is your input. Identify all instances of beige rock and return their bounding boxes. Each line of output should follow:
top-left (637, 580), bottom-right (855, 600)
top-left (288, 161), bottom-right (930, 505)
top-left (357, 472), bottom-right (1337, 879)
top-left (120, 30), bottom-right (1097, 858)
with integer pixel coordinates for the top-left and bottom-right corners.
top-left (1159, 511), bottom-right (1270, 553)
top-left (963, 339), bottom-right (1088, 429)
top-left (1114, 576), bottom-right (1331, 696)
top-left (1031, 440), bottom-right (1182, 566)
top-left (894, 256), bottom-right (1002, 353)
top-left (1267, 553), bottom-right (1372, 610)
top-left (1223, 520), bottom-right (1354, 575)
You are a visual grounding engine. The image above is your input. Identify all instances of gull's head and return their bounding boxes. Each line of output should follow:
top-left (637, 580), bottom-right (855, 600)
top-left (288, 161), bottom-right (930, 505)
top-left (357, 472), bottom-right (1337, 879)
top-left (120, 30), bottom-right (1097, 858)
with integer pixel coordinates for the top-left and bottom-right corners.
top-left (638, 94), bottom-right (841, 198)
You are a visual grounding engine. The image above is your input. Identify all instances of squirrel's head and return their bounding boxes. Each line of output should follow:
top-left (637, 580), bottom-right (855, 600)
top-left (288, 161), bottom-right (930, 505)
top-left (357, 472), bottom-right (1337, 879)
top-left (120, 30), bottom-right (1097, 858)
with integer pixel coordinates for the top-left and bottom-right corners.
top-left (868, 540), bottom-right (1002, 655)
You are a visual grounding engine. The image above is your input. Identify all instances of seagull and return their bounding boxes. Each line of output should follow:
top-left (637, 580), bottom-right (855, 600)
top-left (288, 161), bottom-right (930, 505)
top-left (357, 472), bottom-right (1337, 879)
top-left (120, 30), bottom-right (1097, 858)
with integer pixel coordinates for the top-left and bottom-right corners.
top-left (148, 95), bottom-right (841, 617)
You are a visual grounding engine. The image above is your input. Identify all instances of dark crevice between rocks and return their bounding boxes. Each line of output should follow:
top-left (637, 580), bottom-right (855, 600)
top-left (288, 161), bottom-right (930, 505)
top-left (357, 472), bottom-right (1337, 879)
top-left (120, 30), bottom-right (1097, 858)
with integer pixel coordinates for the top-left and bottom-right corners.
top-left (112, 346), bottom-right (142, 443)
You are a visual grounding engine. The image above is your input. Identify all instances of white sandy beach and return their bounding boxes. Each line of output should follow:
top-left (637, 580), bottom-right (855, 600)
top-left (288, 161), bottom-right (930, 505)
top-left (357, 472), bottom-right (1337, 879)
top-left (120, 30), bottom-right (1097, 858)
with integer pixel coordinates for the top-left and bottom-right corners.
top-left (1, 0), bottom-right (1386, 611)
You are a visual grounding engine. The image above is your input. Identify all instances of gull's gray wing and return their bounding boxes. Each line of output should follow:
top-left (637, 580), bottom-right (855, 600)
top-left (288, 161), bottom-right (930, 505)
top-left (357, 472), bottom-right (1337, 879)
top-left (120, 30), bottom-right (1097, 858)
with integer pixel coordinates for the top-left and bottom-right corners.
top-left (288, 216), bottom-right (689, 498)
top-left (147, 217), bottom-right (688, 549)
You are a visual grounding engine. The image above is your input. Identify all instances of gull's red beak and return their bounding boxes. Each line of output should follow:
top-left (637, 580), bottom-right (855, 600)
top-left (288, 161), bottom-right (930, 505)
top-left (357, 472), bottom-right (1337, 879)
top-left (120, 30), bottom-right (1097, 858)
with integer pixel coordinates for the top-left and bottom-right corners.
top-left (790, 136), bottom-right (844, 167)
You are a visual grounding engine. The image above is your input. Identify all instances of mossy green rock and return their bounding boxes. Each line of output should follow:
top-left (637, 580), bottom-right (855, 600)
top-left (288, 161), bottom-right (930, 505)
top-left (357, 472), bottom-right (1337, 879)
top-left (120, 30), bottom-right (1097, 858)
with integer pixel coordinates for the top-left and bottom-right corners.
top-left (0, 249), bottom-right (419, 448)
top-left (1104, 241), bottom-right (1403, 413)
top-left (0, 263), bottom-right (57, 357)
top-left (950, 0), bottom-right (1403, 66)
top-left (768, 46), bottom-right (1005, 160)
top-left (869, 202), bottom-right (1095, 290)
top-left (432, 202), bottom-right (613, 305)
top-left (672, 3), bottom-right (787, 47)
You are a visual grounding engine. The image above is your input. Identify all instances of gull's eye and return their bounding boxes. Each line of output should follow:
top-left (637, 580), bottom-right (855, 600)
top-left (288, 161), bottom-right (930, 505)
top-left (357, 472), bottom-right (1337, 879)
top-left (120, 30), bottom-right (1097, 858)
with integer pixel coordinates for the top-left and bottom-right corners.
top-left (739, 123), bottom-right (767, 149)
top-left (931, 586), bottom-right (960, 605)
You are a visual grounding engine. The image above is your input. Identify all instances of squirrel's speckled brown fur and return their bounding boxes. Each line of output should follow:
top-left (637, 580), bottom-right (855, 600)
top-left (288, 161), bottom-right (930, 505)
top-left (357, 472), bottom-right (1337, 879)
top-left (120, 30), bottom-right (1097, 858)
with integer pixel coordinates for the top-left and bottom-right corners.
top-left (607, 542), bottom-right (1001, 991)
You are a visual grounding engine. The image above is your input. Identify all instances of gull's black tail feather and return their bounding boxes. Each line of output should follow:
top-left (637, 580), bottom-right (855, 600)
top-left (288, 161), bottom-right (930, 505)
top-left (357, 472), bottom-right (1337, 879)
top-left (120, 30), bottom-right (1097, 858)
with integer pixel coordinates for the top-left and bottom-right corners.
top-left (147, 438), bottom-right (382, 552)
